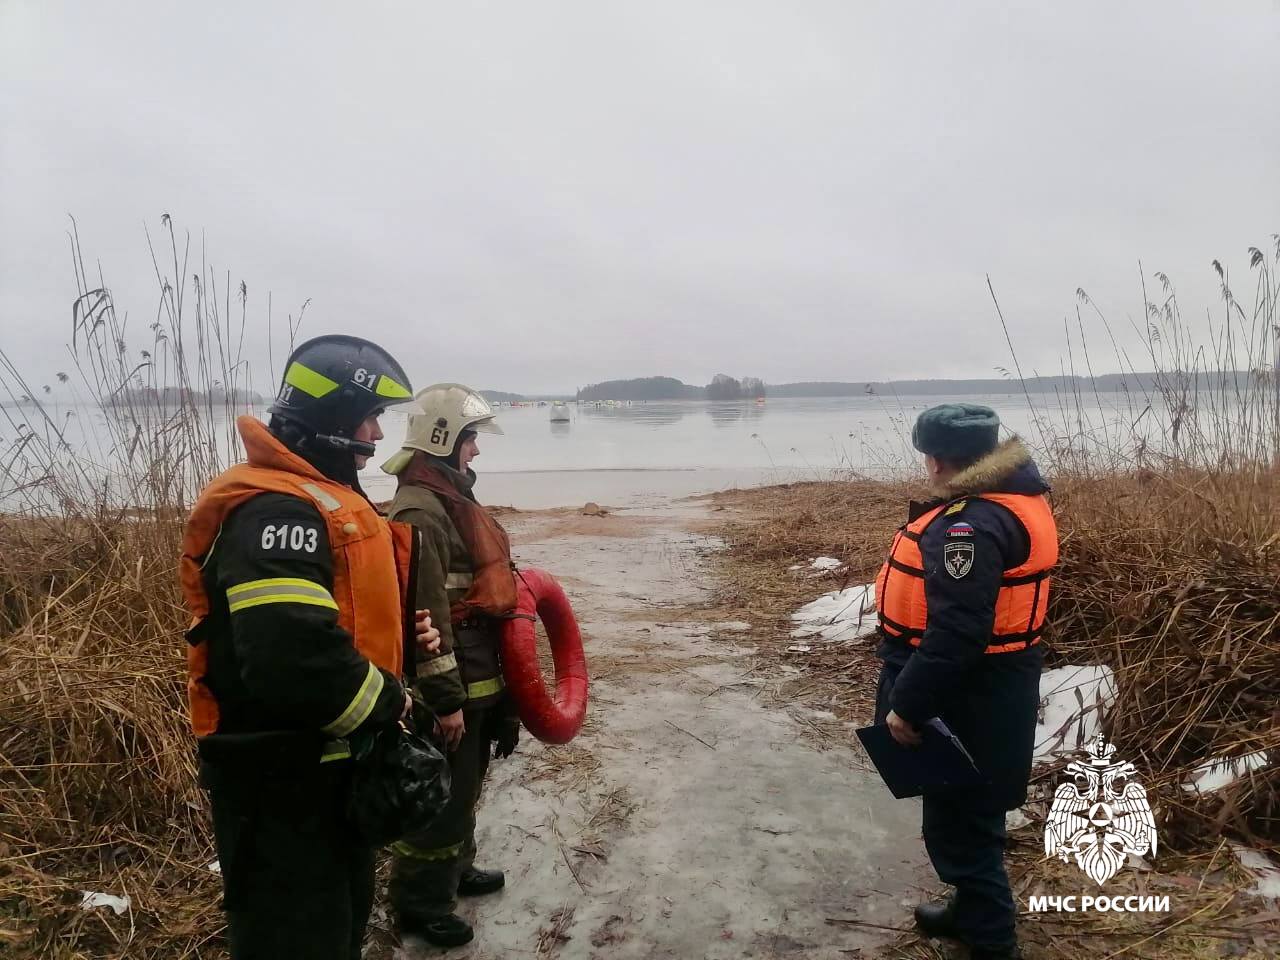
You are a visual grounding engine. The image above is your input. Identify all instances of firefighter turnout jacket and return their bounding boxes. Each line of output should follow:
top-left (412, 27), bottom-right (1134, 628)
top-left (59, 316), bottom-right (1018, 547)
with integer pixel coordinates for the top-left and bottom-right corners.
top-left (180, 416), bottom-right (416, 749)
top-left (387, 461), bottom-right (508, 714)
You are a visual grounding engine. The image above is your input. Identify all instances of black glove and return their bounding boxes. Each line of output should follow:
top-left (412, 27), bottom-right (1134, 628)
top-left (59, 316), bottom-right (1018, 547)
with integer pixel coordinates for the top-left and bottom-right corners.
top-left (493, 717), bottom-right (520, 759)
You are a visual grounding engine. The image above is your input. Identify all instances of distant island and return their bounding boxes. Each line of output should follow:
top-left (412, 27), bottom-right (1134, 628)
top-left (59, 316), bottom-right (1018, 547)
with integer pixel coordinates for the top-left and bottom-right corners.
top-left (577, 375), bottom-right (766, 402)
top-left (477, 371), bottom-right (1262, 403)
top-left (562, 372), bottom-right (1254, 401)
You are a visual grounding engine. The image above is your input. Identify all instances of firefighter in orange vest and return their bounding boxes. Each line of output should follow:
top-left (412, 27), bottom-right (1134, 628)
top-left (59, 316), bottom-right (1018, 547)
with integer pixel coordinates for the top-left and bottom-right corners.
top-left (179, 335), bottom-right (441, 960)
top-left (874, 404), bottom-right (1057, 960)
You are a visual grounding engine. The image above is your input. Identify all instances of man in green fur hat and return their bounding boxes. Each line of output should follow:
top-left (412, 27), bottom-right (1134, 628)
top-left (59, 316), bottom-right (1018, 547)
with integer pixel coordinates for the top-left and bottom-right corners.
top-left (872, 403), bottom-right (1059, 960)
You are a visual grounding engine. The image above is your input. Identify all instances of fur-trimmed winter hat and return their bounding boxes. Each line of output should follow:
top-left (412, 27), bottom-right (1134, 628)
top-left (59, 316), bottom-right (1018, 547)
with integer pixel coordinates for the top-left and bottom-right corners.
top-left (911, 403), bottom-right (1000, 461)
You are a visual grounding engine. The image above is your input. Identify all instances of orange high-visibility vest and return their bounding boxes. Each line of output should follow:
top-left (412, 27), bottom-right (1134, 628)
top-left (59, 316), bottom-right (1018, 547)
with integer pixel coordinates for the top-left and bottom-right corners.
top-left (179, 416), bottom-right (415, 736)
top-left (874, 493), bottom-right (1058, 654)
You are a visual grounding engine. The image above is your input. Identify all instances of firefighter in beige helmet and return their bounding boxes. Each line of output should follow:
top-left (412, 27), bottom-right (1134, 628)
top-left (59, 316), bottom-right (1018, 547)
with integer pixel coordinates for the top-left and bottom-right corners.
top-left (381, 384), bottom-right (520, 948)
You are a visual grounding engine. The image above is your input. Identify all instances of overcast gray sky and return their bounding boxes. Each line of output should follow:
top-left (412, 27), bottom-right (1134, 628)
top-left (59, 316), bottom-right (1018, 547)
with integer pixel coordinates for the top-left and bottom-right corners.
top-left (2, 1), bottom-right (1277, 396)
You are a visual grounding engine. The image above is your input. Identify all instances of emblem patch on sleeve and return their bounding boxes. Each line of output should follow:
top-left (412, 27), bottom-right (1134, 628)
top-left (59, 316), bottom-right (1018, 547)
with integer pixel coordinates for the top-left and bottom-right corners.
top-left (944, 540), bottom-right (974, 578)
top-left (946, 522), bottom-right (974, 538)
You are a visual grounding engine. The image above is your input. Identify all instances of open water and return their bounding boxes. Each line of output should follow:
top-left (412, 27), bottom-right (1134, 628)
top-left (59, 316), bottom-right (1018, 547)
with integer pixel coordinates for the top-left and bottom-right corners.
top-left (2, 392), bottom-right (1155, 511)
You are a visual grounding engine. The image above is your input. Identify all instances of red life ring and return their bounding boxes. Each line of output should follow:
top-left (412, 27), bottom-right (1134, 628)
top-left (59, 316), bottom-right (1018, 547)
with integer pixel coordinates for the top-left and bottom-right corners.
top-left (501, 567), bottom-right (588, 744)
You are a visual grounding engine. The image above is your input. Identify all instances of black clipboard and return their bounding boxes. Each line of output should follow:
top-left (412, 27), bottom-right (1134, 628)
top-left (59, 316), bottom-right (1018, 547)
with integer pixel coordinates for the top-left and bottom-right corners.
top-left (856, 718), bottom-right (984, 799)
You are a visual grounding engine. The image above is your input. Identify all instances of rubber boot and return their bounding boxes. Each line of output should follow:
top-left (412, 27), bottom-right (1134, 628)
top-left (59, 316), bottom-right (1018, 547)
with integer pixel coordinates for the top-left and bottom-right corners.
top-left (457, 866), bottom-right (505, 896)
top-left (913, 895), bottom-right (959, 938)
top-left (969, 945), bottom-right (1023, 960)
top-left (400, 913), bottom-right (474, 948)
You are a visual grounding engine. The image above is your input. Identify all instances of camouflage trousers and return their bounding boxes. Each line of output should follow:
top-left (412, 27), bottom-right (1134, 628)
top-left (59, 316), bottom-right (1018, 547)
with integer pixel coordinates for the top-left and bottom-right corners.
top-left (390, 705), bottom-right (494, 920)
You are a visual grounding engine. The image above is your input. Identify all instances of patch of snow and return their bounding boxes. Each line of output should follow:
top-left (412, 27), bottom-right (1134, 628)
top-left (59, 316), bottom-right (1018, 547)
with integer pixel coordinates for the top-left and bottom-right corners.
top-left (1231, 843), bottom-right (1280, 901)
top-left (1033, 665), bottom-right (1116, 764)
top-left (787, 644), bottom-right (812, 654)
top-left (716, 621), bottom-right (752, 633)
top-left (1005, 809), bottom-right (1032, 830)
top-left (803, 708), bottom-right (838, 721)
top-left (789, 583), bottom-right (878, 644)
top-left (206, 859), bottom-right (221, 874)
top-left (1182, 749), bottom-right (1271, 795)
top-left (810, 557), bottom-right (844, 571)
top-left (80, 892), bottom-right (130, 915)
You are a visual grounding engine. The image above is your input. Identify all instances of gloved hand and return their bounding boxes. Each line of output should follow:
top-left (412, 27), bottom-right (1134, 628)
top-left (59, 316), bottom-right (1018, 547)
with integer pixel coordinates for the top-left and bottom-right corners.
top-left (493, 716), bottom-right (520, 759)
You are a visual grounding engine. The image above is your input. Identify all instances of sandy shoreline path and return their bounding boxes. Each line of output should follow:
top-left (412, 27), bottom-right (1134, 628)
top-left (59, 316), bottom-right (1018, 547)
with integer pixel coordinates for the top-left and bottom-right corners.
top-left (392, 497), bottom-right (930, 960)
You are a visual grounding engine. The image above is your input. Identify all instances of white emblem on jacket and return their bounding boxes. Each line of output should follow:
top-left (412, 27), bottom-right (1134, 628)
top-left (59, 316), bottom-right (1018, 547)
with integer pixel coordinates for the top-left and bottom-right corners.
top-left (943, 541), bottom-right (974, 578)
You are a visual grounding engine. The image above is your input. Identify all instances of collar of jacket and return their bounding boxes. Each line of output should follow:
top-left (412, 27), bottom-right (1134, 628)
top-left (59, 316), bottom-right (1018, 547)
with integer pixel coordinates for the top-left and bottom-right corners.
top-left (415, 455), bottom-right (477, 500)
top-left (237, 415), bottom-right (331, 482)
top-left (937, 437), bottom-right (1037, 498)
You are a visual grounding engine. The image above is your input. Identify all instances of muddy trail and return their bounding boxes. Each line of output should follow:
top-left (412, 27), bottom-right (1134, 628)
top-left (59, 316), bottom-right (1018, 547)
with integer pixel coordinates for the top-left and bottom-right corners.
top-left (389, 498), bottom-right (929, 960)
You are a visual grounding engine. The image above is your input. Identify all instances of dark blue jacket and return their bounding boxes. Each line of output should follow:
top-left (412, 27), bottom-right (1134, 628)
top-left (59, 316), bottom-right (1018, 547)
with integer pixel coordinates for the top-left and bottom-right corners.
top-left (876, 442), bottom-right (1052, 810)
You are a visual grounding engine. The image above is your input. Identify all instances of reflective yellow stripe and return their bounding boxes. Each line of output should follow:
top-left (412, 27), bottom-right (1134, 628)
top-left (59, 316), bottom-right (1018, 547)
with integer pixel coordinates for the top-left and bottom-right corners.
top-left (322, 662), bottom-right (384, 737)
top-left (375, 375), bottom-right (412, 399)
top-left (392, 839), bottom-right (463, 861)
top-left (285, 362), bottom-right (340, 398)
top-left (467, 676), bottom-right (504, 700)
top-left (226, 577), bottom-right (338, 614)
top-left (445, 572), bottom-right (474, 590)
top-left (299, 482), bottom-right (343, 512)
top-left (320, 740), bottom-right (351, 763)
top-left (419, 652), bottom-right (458, 677)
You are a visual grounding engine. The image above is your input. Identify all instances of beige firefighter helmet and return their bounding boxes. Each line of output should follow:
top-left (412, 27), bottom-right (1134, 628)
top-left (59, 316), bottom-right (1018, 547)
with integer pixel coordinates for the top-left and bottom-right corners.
top-left (381, 382), bottom-right (504, 474)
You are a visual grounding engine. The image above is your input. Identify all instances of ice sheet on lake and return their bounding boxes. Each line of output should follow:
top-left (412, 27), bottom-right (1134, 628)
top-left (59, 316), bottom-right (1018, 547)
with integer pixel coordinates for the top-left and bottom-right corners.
top-left (790, 583), bottom-right (877, 643)
top-left (1033, 664), bottom-right (1116, 764)
top-left (1182, 749), bottom-right (1272, 795)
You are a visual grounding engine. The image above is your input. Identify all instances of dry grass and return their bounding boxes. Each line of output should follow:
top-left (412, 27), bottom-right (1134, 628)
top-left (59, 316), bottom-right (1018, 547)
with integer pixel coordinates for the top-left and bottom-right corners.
top-left (0, 218), bottom-right (275, 958)
top-left (0, 514), bottom-right (222, 957)
top-left (703, 479), bottom-right (913, 727)
top-left (1047, 469), bottom-right (1280, 850)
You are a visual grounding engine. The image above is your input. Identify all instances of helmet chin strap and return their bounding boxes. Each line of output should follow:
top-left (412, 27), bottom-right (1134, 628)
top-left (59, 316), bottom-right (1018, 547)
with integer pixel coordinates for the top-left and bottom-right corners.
top-left (314, 433), bottom-right (377, 458)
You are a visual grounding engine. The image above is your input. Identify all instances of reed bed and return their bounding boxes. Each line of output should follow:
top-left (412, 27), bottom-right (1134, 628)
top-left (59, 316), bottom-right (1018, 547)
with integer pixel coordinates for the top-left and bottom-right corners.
top-left (0, 218), bottom-right (280, 957)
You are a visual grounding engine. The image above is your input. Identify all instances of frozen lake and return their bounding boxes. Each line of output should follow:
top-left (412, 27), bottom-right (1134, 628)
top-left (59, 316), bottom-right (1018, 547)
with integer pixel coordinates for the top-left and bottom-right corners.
top-left (360, 392), bottom-right (1142, 508)
top-left (3, 391), bottom-right (1163, 511)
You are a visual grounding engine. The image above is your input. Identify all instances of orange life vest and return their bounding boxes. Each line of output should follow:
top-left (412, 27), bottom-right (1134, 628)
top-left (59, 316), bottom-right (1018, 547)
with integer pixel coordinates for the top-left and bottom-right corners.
top-left (179, 416), bottom-right (416, 736)
top-left (874, 492), bottom-right (1058, 654)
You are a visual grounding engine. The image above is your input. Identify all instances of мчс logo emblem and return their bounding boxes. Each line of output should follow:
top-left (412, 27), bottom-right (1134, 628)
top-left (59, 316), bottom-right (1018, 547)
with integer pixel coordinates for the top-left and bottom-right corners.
top-left (1044, 735), bottom-right (1157, 885)
top-left (943, 541), bottom-right (974, 578)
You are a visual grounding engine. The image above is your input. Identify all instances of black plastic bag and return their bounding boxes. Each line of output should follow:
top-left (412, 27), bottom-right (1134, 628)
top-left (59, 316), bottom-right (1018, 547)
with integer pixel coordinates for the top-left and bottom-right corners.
top-left (345, 719), bottom-right (451, 848)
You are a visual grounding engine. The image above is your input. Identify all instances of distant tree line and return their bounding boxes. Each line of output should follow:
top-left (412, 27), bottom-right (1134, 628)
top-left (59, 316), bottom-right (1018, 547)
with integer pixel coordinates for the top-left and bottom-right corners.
top-left (103, 386), bottom-right (263, 407)
top-left (576, 377), bottom-right (703, 401)
top-left (513, 372), bottom-right (1261, 404)
top-left (576, 375), bottom-right (765, 402)
top-left (705, 374), bottom-right (766, 400)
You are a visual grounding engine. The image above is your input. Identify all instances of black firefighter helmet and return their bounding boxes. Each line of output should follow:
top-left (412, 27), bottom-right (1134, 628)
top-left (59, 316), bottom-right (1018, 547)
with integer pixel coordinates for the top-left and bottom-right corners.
top-left (269, 335), bottom-right (418, 458)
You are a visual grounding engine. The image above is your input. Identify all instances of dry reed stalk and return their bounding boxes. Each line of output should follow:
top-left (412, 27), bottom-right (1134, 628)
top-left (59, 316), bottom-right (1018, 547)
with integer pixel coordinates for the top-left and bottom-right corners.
top-left (0, 217), bottom-right (290, 958)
